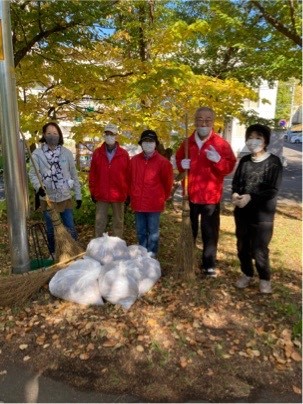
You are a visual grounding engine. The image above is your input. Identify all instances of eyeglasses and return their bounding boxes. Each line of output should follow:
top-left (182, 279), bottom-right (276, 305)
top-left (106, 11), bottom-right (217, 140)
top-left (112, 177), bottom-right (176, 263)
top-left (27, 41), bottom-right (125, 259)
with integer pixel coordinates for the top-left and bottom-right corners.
top-left (195, 118), bottom-right (213, 124)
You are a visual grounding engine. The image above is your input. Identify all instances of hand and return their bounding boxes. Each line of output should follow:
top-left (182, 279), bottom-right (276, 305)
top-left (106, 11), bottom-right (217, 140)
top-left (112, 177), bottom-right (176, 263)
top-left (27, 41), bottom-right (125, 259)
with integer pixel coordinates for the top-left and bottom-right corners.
top-left (76, 200), bottom-right (82, 209)
top-left (181, 159), bottom-right (191, 169)
top-left (91, 195), bottom-right (97, 203)
top-left (205, 145), bottom-right (221, 163)
top-left (37, 187), bottom-right (46, 197)
top-left (237, 194), bottom-right (251, 208)
top-left (232, 192), bottom-right (240, 205)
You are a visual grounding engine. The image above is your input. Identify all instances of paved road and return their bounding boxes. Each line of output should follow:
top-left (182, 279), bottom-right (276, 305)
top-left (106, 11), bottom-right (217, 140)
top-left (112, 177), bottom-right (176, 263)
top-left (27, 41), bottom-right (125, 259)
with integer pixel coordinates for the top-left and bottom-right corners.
top-left (222, 142), bottom-right (301, 204)
top-left (278, 142), bottom-right (302, 203)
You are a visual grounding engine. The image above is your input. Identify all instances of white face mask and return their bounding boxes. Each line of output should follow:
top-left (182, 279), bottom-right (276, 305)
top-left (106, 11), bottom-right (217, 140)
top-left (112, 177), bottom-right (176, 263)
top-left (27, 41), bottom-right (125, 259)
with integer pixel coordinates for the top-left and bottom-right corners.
top-left (197, 127), bottom-right (211, 137)
top-left (142, 142), bottom-right (156, 154)
top-left (246, 139), bottom-right (264, 153)
top-left (105, 135), bottom-right (116, 146)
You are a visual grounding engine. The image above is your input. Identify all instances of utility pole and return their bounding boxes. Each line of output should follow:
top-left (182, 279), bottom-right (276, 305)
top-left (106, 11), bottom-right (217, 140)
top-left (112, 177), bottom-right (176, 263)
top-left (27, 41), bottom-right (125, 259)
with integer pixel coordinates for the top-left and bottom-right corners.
top-left (0, 0), bottom-right (30, 273)
top-left (288, 80), bottom-right (296, 129)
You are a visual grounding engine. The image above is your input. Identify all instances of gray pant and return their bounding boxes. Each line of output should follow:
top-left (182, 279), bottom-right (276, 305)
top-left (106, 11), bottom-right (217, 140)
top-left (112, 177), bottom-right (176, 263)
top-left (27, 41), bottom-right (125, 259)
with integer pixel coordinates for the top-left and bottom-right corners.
top-left (95, 201), bottom-right (124, 238)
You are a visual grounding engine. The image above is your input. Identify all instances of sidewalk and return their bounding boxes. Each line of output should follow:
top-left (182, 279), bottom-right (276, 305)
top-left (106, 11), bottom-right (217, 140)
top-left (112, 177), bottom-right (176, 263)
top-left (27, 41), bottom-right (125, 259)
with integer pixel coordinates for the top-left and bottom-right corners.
top-left (1, 356), bottom-right (300, 403)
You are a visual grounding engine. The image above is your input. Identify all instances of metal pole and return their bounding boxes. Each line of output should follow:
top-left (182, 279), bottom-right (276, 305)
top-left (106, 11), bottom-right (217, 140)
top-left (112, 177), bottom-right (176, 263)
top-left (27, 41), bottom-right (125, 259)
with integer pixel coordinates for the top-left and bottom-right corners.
top-left (288, 80), bottom-right (295, 130)
top-left (0, 0), bottom-right (30, 273)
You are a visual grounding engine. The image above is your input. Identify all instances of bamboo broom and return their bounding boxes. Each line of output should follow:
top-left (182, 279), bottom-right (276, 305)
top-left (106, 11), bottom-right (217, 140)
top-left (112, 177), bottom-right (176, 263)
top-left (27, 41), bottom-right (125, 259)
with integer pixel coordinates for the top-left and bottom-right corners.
top-left (176, 113), bottom-right (195, 279)
top-left (0, 252), bottom-right (85, 307)
top-left (21, 131), bottom-right (84, 263)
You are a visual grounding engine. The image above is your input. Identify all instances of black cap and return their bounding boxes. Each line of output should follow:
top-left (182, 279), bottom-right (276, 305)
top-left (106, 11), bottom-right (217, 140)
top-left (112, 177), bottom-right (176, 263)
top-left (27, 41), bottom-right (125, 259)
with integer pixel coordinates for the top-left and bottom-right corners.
top-left (138, 129), bottom-right (159, 145)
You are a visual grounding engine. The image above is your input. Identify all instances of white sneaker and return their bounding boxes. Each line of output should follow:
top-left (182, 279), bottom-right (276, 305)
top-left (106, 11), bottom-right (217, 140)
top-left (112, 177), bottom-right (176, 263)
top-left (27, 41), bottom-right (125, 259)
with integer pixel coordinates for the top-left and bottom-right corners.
top-left (147, 251), bottom-right (157, 259)
top-left (259, 280), bottom-right (272, 294)
top-left (236, 274), bottom-right (252, 289)
top-left (204, 268), bottom-right (217, 277)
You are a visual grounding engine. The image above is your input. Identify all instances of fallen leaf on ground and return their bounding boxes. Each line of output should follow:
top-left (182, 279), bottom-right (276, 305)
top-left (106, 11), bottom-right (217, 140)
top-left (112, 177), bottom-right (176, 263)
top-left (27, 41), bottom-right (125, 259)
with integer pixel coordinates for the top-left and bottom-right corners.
top-left (79, 353), bottom-right (90, 360)
top-left (293, 385), bottom-right (302, 395)
top-left (290, 351), bottom-right (302, 362)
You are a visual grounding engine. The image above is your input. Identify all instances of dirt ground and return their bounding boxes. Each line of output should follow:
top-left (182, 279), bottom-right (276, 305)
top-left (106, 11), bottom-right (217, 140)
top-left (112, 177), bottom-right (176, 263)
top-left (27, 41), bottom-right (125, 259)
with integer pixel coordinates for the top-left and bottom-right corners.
top-left (0, 204), bottom-right (302, 403)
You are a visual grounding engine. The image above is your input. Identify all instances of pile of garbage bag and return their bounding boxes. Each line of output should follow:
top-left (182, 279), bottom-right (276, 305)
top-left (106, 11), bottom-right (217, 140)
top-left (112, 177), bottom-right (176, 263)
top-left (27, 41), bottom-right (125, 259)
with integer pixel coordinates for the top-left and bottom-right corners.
top-left (49, 234), bottom-right (161, 309)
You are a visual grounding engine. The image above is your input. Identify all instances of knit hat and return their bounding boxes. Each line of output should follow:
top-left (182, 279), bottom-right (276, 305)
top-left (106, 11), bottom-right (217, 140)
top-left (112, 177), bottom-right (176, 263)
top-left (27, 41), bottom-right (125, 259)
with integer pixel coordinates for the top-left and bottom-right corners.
top-left (138, 129), bottom-right (159, 145)
top-left (104, 123), bottom-right (118, 135)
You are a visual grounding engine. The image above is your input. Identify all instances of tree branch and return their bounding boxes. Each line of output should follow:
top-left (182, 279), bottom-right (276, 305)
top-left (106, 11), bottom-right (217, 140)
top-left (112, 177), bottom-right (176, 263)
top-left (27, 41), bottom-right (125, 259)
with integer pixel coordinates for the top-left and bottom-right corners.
top-left (251, 0), bottom-right (302, 47)
top-left (14, 20), bottom-right (80, 67)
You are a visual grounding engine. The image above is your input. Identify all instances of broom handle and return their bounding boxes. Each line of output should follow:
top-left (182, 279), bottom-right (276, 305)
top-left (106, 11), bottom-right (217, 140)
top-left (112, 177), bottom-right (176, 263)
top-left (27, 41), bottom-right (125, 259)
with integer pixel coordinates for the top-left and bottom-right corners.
top-left (19, 130), bottom-right (53, 208)
top-left (184, 113), bottom-right (189, 198)
top-left (20, 130), bottom-right (45, 190)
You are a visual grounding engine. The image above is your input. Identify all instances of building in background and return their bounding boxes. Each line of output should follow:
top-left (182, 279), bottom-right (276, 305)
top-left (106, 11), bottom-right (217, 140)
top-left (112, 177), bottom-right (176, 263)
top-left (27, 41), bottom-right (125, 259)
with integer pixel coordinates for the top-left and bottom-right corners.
top-left (224, 80), bottom-right (279, 157)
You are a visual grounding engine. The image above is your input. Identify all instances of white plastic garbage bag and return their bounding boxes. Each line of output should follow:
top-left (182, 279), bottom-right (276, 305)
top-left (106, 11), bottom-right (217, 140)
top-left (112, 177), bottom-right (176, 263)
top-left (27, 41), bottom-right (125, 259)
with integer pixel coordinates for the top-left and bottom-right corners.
top-left (128, 256), bottom-right (161, 296)
top-left (86, 233), bottom-right (130, 264)
top-left (101, 257), bottom-right (161, 297)
top-left (49, 259), bottom-right (104, 305)
top-left (98, 266), bottom-right (139, 310)
top-left (127, 244), bottom-right (149, 259)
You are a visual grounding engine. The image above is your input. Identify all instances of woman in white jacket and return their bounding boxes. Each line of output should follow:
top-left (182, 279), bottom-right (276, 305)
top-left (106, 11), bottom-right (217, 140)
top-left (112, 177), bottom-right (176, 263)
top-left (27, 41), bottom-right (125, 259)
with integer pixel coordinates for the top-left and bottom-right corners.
top-left (28, 122), bottom-right (82, 255)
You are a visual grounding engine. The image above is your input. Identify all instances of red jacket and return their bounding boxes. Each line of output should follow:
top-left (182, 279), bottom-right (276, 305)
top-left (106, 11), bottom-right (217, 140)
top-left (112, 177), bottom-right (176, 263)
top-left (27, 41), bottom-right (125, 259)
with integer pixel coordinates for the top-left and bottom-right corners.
top-left (130, 151), bottom-right (174, 212)
top-left (89, 143), bottom-right (130, 202)
top-left (176, 130), bottom-right (236, 204)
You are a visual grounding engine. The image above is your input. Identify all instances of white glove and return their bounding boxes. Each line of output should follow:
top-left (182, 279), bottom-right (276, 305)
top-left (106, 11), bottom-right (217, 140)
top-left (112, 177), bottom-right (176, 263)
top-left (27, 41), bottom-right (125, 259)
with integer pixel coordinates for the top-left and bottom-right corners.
top-left (68, 179), bottom-right (74, 189)
top-left (205, 145), bottom-right (221, 163)
top-left (232, 192), bottom-right (240, 206)
top-left (181, 159), bottom-right (191, 169)
top-left (237, 194), bottom-right (251, 208)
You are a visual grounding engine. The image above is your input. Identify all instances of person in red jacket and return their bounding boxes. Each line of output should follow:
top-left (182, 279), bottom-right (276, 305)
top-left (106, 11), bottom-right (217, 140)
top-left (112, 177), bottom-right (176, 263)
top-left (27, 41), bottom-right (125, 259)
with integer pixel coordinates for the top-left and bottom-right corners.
top-left (176, 107), bottom-right (236, 277)
top-left (89, 123), bottom-right (130, 238)
top-left (130, 130), bottom-right (174, 258)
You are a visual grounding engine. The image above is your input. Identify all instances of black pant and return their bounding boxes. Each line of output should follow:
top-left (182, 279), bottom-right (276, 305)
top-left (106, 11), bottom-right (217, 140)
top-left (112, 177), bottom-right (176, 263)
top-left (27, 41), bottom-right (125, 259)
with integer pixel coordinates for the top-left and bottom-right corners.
top-left (189, 202), bottom-right (220, 270)
top-left (234, 209), bottom-right (273, 281)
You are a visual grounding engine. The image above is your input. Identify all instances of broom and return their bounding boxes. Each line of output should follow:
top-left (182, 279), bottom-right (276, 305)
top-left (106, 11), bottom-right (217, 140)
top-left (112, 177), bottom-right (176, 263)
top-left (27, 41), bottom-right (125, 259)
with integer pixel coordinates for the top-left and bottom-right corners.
top-left (176, 113), bottom-right (195, 280)
top-left (20, 130), bottom-right (84, 263)
top-left (0, 252), bottom-right (85, 307)
top-left (0, 133), bottom-right (86, 307)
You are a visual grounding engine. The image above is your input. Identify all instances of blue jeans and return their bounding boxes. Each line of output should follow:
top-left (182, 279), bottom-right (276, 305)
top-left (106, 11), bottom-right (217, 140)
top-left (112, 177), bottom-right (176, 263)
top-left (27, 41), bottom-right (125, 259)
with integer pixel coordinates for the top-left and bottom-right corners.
top-left (43, 208), bottom-right (77, 254)
top-left (135, 212), bottom-right (161, 255)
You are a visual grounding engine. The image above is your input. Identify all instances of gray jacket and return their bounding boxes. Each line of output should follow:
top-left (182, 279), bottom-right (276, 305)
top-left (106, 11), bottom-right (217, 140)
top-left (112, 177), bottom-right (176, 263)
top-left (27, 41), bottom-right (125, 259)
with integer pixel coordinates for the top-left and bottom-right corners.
top-left (28, 145), bottom-right (82, 203)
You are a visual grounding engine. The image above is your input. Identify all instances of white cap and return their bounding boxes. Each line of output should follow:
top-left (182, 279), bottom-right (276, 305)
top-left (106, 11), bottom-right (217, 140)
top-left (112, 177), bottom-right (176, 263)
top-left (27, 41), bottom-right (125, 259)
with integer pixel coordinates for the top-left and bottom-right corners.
top-left (104, 123), bottom-right (118, 135)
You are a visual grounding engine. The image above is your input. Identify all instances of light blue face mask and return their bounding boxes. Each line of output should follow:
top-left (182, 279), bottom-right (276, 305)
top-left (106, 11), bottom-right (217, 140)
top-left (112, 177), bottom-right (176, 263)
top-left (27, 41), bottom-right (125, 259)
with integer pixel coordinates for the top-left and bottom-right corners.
top-left (142, 142), bottom-right (156, 153)
top-left (105, 135), bottom-right (116, 146)
top-left (246, 139), bottom-right (264, 153)
top-left (197, 127), bottom-right (211, 137)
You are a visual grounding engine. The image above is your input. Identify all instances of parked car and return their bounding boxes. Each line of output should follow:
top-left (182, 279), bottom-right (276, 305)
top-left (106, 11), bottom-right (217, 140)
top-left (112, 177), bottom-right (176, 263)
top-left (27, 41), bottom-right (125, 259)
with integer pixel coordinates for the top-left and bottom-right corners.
top-left (290, 134), bottom-right (302, 144)
top-left (285, 130), bottom-right (302, 142)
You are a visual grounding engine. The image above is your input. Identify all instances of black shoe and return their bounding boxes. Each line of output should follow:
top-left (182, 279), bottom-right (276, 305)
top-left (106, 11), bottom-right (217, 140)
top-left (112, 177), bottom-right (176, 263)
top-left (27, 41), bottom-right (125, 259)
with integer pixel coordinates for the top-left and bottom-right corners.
top-left (204, 268), bottom-right (217, 278)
